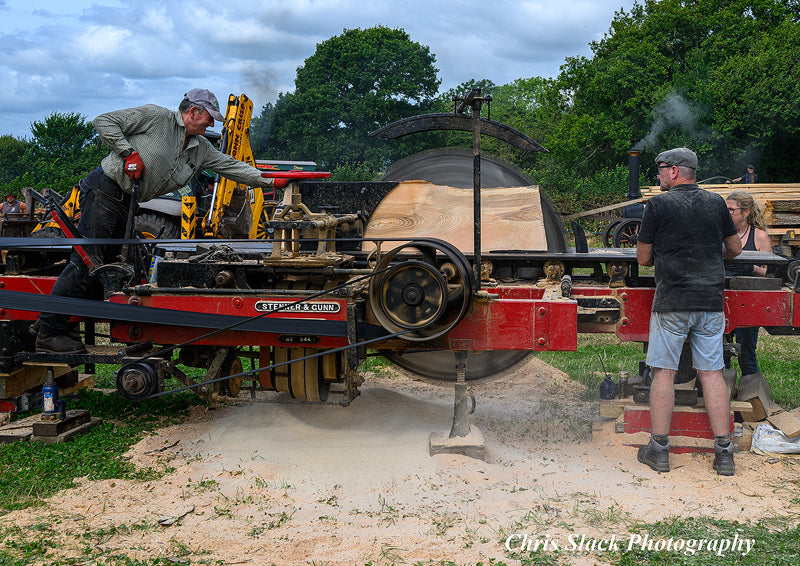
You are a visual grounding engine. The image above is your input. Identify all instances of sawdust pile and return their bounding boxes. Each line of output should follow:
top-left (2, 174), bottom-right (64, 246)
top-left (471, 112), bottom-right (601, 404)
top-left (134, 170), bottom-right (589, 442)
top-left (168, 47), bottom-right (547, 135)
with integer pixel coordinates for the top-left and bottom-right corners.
top-left (2, 355), bottom-right (797, 565)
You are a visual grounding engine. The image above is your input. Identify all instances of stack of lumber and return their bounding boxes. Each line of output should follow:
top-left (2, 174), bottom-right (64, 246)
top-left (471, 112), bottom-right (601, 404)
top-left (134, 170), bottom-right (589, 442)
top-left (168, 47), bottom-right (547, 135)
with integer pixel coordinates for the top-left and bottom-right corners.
top-left (641, 183), bottom-right (800, 249)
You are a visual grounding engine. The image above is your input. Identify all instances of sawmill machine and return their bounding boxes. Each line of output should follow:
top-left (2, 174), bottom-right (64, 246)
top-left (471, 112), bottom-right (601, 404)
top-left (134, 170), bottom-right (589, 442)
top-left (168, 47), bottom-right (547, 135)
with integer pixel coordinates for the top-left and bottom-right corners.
top-left (0, 89), bottom-right (798, 423)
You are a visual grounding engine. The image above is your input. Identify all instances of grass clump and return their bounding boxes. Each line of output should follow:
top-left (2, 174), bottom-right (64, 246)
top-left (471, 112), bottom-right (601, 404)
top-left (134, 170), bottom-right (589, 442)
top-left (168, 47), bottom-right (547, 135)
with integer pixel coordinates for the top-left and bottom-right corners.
top-left (0, 388), bottom-right (205, 513)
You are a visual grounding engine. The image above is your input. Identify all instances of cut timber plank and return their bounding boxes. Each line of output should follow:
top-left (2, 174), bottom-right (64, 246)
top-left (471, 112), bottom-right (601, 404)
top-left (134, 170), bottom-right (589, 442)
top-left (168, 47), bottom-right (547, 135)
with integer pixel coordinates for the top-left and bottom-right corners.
top-left (599, 397), bottom-right (752, 420)
top-left (363, 182), bottom-right (547, 253)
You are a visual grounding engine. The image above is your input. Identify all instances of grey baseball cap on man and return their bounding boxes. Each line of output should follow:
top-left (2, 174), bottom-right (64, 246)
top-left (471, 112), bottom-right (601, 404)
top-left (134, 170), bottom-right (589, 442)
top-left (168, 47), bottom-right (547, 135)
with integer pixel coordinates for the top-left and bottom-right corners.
top-left (184, 88), bottom-right (225, 121)
top-left (655, 147), bottom-right (698, 169)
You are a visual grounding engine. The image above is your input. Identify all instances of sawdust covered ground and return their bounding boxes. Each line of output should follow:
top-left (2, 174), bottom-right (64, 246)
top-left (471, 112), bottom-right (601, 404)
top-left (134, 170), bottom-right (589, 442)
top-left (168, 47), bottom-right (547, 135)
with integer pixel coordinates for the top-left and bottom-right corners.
top-left (3, 356), bottom-right (798, 565)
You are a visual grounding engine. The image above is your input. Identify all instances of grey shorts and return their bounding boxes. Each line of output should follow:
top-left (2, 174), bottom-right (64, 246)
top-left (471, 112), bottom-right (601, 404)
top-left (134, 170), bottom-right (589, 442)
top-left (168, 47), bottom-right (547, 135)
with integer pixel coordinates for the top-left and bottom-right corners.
top-left (645, 311), bottom-right (725, 371)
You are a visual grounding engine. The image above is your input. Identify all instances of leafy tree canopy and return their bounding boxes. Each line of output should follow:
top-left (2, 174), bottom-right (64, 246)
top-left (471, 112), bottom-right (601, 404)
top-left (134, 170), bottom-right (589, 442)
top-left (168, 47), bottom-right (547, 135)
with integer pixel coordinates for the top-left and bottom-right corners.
top-left (252, 26), bottom-right (443, 172)
top-left (551, 0), bottom-right (800, 180)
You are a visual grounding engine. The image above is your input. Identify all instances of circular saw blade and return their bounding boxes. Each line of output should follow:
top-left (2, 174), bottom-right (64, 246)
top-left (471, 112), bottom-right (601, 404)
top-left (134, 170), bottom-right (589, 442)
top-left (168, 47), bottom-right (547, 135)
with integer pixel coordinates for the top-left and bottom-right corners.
top-left (377, 148), bottom-right (565, 381)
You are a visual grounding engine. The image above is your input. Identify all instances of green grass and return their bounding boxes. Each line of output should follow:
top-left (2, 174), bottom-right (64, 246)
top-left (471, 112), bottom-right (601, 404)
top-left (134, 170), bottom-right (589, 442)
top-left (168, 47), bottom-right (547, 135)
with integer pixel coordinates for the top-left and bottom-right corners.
top-left (538, 333), bottom-right (800, 409)
top-left (2, 335), bottom-right (799, 565)
top-left (0, 389), bottom-right (205, 513)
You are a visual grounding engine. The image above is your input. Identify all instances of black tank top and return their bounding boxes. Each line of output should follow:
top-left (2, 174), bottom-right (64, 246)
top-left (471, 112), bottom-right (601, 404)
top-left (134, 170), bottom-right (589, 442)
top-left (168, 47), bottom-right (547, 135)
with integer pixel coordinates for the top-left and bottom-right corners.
top-left (725, 226), bottom-right (756, 276)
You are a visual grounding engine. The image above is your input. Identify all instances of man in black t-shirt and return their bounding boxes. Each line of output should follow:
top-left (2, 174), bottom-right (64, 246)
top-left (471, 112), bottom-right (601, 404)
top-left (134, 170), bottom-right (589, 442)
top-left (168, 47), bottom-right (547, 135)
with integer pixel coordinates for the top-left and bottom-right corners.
top-left (636, 147), bottom-right (741, 476)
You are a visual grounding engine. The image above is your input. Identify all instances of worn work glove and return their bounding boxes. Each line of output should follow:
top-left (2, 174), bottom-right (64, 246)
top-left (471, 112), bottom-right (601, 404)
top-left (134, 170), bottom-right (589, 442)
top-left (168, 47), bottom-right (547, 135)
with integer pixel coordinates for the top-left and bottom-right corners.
top-left (273, 177), bottom-right (291, 189)
top-left (123, 151), bottom-right (145, 180)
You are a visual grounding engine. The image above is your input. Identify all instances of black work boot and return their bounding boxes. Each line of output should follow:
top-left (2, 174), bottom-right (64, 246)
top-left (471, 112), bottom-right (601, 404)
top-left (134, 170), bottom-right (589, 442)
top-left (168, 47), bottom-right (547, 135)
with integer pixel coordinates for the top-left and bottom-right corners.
top-left (30, 320), bottom-right (81, 341)
top-left (637, 437), bottom-right (670, 473)
top-left (36, 330), bottom-right (87, 354)
top-left (713, 442), bottom-right (735, 476)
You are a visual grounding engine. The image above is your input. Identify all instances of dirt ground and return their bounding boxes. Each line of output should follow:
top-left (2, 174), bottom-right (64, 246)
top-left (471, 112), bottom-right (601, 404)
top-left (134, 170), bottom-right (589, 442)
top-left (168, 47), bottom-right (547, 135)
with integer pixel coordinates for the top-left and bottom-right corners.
top-left (3, 356), bottom-right (799, 565)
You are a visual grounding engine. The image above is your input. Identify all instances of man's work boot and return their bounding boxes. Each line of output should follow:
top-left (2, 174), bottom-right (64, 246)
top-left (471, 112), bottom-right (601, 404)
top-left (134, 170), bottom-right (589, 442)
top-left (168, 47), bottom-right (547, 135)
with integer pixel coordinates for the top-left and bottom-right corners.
top-left (713, 442), bottom-right (735, 476)
top-left (36, 331), bottom-right (87, 354)
top-left (637, 438), bottom-right (670, 473)
top-left (30, 320), bottom-right (81, 341)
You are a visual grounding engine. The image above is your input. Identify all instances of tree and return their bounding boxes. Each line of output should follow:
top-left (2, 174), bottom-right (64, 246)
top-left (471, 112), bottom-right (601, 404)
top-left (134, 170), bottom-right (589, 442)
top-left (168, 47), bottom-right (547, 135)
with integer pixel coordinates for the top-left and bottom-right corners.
top-left (252, 26), bottom-right (443, 172)
top-left (0, 135), bottom-right (29, 185)
top-left (28, 112), bottom-right (97, 160)
top-left (550, 0), bottom-right (800, 180)
top-left (0, 112), bottom-right (104, 194)
top-left (25, 112), bottom-right (104, 188)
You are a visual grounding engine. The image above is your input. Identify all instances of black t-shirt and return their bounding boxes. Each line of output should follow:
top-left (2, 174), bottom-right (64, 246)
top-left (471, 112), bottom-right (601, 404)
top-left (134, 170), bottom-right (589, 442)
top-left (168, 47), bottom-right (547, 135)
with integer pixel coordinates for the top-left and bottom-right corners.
top-left (638, 184), bottom-right (737, 312)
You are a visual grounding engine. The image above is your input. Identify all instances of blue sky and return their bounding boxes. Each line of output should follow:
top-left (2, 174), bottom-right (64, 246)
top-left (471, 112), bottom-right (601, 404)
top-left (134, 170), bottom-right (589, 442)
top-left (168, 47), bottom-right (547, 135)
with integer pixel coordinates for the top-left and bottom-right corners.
top-left (0, 0), bottom-right (637, 139)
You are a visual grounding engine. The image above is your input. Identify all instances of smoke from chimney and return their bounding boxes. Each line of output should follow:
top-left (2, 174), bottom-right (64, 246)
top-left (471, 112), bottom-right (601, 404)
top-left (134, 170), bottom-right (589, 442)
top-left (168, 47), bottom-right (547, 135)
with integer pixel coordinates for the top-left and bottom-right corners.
top-left (633, 91), bottom-right (699, 152)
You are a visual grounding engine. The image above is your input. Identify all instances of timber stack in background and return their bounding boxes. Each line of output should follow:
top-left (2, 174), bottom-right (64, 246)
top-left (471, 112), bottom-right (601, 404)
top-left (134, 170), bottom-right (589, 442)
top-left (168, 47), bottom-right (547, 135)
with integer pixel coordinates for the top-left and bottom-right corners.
top-left (642, 183), bottom-right (800, 257)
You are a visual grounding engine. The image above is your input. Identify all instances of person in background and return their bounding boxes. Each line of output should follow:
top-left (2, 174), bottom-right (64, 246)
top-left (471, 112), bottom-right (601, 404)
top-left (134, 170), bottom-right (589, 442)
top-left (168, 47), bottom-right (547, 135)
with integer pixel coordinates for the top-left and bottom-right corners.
top-left (725, 190), bottom-right (772, 376)
top-left (733, 164), bottom-right (758, 184)
top-left (1, 193), bottom-right (26, 215)
top-left (636, 147), bottom-right (741, 476)
top-left (34, 88), bottom-right (279, 354)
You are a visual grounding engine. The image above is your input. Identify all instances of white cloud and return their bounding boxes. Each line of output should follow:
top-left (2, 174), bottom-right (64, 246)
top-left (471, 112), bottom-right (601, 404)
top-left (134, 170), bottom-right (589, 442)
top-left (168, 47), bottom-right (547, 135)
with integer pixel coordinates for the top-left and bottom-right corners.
top-left (0, 0), bottom-right (637, 138)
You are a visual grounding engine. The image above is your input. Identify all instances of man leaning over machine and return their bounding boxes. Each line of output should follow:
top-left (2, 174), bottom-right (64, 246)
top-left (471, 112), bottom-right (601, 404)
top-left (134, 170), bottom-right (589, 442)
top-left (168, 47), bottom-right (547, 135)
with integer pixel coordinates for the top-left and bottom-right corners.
top-left (636, 147), bottom-right (742, 476)
top-left (34, 88), bottom-right (278, 354)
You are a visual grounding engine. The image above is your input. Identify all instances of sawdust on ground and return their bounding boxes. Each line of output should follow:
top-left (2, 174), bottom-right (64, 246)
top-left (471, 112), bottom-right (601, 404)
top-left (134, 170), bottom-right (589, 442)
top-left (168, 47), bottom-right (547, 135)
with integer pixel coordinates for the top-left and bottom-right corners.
top-left (3, 355), bottom-right (798, 565)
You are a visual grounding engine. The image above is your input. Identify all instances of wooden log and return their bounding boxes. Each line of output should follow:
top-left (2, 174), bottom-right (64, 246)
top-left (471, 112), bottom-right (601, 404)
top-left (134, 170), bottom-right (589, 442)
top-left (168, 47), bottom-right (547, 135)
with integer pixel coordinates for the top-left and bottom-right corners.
top-left (363, 181), bottom-right (547, 253)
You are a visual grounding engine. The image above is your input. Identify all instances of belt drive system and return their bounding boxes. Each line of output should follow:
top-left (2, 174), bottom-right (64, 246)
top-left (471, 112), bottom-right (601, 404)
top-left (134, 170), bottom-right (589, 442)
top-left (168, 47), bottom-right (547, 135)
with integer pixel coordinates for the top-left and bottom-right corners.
top-left (0, 265), bottom-right (409, 401)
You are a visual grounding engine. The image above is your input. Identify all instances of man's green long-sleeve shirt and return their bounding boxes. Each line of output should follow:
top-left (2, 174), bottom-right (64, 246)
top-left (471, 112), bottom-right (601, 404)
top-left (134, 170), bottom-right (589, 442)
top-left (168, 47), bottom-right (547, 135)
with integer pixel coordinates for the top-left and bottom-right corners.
top-left (93, 104), bottom-right (270, 202)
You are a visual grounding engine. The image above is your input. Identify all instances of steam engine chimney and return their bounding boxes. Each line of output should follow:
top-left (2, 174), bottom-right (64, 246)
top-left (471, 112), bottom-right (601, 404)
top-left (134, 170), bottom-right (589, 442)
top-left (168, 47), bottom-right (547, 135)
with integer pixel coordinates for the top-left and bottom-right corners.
top-left (627, 148), bottom-right (641, 200)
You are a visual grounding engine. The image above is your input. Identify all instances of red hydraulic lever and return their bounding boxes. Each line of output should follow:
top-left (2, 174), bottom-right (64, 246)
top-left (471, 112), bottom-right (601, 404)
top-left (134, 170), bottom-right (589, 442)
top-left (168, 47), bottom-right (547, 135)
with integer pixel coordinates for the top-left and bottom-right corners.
top-left (260, 171), bottom-right (332, 180)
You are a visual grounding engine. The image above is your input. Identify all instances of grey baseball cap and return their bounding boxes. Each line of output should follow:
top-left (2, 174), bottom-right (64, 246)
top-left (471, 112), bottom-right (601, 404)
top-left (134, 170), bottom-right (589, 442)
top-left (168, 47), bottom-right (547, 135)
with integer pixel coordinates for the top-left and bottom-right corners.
top-left (184, 88), bottom-right (225, 121)
top-left (655, 147), bottom-right (698, 169)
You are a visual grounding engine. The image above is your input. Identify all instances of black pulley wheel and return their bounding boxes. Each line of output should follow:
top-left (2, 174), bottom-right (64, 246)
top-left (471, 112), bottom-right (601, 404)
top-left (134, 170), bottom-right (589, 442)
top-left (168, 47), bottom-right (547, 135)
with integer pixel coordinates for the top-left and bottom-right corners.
top-left (368, 240), bottom-right (474, 341)
top-left (116, 362), bottom-right (159, 401)
top-left (378, 260), bottom-right (448, 330)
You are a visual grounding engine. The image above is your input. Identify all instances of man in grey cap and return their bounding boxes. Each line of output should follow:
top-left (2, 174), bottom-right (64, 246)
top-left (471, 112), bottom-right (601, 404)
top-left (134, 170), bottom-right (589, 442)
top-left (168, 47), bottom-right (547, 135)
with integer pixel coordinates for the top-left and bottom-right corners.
top-left (636, 147), bottom-right (742, 476)
top-left (34, 88), bottom-right (277, 354)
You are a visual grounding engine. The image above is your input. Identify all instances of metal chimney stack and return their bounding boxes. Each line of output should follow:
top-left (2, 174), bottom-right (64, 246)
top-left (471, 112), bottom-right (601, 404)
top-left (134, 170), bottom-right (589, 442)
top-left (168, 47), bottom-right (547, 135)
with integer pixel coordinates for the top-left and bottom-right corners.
top-left (627, 148), bottom-right (642, 200)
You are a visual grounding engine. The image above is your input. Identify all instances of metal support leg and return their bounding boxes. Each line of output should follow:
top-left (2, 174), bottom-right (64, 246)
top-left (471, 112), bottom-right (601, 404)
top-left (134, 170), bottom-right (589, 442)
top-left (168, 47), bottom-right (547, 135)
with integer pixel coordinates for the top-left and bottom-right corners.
top-left (429, 350), bottom-right (485, 460)
top-left (449, 350), bottom-right (471, 438)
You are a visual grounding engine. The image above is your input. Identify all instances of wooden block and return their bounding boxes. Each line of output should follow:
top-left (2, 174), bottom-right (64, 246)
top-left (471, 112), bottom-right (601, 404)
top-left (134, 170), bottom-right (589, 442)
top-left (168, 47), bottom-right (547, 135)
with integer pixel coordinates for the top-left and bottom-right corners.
top-left (738, 422), bottom-right (757, 452)
top-left (0, 365), bottom-right (73, 398)
top-left (0, 413), bottom-right (40, 444)
top-left (32, 409), bottom-right (91, 437)
top-left (61, 374), bottom-right (94, 397)
top-left (736, 372), bottom-right (771, 421)
top-left (767, 410), bottom-right (800, 439)
top-left (31, 417), bottom-right (101, 444)
top-left (599, 398), bottom-right (643, 419)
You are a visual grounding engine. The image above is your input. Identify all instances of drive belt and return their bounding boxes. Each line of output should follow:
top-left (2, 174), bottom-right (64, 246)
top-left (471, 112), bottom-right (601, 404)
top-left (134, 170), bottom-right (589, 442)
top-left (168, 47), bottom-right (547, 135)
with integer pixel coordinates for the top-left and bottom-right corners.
top-left (0, 290), bottom-right (387, 339)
